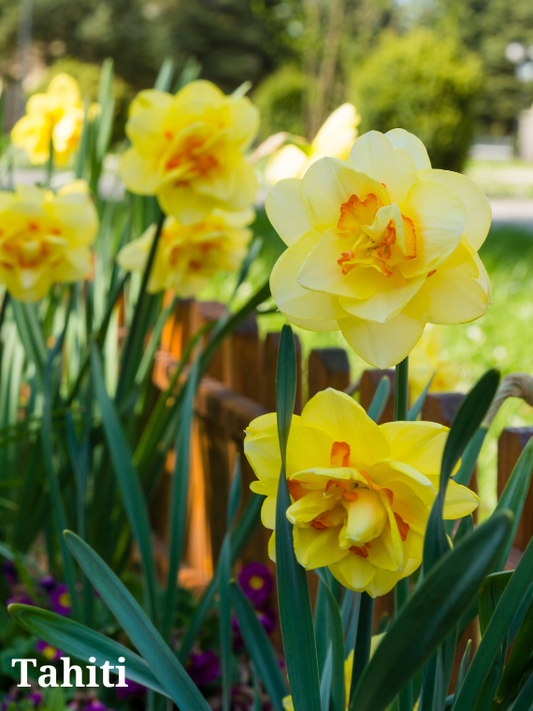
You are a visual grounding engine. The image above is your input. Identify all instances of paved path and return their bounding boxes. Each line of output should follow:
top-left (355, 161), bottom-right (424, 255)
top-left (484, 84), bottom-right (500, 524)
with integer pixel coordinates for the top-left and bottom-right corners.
top-left (490, 199), bottom-right (533, 231)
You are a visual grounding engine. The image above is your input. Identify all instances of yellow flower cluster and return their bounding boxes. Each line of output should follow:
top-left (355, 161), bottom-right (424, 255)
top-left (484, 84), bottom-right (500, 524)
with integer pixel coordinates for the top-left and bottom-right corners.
top-left (118, 80), bottom-right (259, 296)
top-left (11, 74), bottom-right (95, 167)
top-left (0, 181), bottom-right (98, 302)
top-left (244, 388), bottom-right (478, 597)
top-left (266, 129), bottom-right (491, 368)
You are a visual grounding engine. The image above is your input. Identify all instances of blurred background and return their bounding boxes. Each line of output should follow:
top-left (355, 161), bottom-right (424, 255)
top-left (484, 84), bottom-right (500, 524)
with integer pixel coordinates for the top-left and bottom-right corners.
top-left (2, 0), bottom-right (533, 510)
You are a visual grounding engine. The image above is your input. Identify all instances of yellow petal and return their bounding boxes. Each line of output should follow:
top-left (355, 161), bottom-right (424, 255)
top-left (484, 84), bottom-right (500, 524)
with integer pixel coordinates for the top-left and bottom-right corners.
top-left (338, 312), bottom-right (425, 368)
top-left (329, 553), bottom-right (375, 592)
top-left (365, 521), bottom-right (402, 572)
top-left (338, 269), bottom-right (425, 324)
top-left (300, 157), bottom-right (388, 232)
top-left (379, 421), bottom-right (448, 478)
top-left (266, 144), bottom-right (309, 183)
top-left (399, 180), bottom-right (467, 278)
top-left (363, 559), bottom-right (419, 598)
top-left (369, 460), bottom-right (435, 506)
top-left (341, 489), bottom-right (387, 546)
top-left (119, 147), bottom-right (160, 195)
top-left (281, 312), bottom-right (339, 332)
top-left (270, 231), bottom-right (343, 322)
top-left (227, 96), bottom-right (260, 150)
top-left (347, 130), bottom-right (418, 204)
top-left (268, 532), bottom-right (276, 562)
top-left (293, 526), bottom-right (348, 569)
top-left (385, 129), bottom-right (431, 171)
top-left (443, 480), bottom-right (479, 519)
top-left (261, 497), bottom-right (277, 529)
top-left (417, 169), bottom-right (491, 252)
top-left (311, 103), bottom-right (360, 161)
top-left (300, 388), bottom-right (390, 466)
top-left (157, 184), bottom-right (216, 225)
top-left (126, 89), bottom-right (173, 155)
top-left (402, 242), bottom-right (490, 325)
top-left (265, 178), bottom-right (312, 246)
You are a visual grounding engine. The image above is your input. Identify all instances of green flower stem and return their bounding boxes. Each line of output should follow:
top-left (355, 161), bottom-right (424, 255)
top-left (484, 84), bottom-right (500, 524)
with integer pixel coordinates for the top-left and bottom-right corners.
top-left (46, 136), bottom-right (54, 188)
top-left (395, 356), bottom-right (413, 711)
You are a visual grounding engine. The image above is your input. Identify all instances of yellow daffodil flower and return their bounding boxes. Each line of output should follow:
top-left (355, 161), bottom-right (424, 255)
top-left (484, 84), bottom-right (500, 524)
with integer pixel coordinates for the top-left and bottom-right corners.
top-left (265, 103), bottom-right (360, 184)
top-left (266, 129), bottom-right (492, 368)
top-left (244, 388), bottom-right (478, 597)
top-left (0, 181), bottom-right (98, 302)
top-left (119, 81), bottom-right (259, 225)
top-left (117, 208), bottom-right (253, 297)
top-left (11, 74), bottom-right (90, 166)
top-left (282, 636), bottom-right (384, 710)
top-left (409, 325), bottom-right (461, 404)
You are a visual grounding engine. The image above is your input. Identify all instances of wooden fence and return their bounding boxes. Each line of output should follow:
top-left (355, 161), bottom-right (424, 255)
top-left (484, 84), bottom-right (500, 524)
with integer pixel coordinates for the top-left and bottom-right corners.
top-left (149, 298), bottom-right (533, 631)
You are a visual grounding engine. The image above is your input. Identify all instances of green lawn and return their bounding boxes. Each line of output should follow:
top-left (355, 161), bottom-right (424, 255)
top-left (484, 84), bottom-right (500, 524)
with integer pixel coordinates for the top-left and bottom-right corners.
top-left (205, 213), bottom-right (533, 519)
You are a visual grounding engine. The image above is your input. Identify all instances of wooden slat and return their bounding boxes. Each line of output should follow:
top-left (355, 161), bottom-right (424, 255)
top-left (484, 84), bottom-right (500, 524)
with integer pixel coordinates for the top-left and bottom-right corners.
top-left (359, 369), bottom-right (395, 423)
top-left (498, 427), bottom-right (533, 551)
top-left (232, 314), bottom-right (261, 400)
top-left (421, 392), bottom-right (465, 428)
top-left (308, 348), bottom-right (350, 400)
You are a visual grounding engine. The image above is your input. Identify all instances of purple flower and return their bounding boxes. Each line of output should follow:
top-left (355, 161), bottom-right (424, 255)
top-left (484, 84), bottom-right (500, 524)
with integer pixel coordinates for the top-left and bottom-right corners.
top-left (2, 561), bottom-right (17, 586)
top-left (85, 702), bottom-right (107, 711)
top-left (238, 563), bottom-right (273, 607)
top-left (116, 679), bottom-right (146, 700)
top-left (186, 651), bottom-right (220, 686)
top-left (27, 692), bottom-right (43, 707)
top-left (1, 694), bottom-right (16, 711)
top-left (50, 584), bottom-right (71, 616)
top-left (256, 608), bottom-right (276, 636)
top-left (38, 575), bottom-right (57, 593)
top-left (36, 640), bottom-right (62, 661)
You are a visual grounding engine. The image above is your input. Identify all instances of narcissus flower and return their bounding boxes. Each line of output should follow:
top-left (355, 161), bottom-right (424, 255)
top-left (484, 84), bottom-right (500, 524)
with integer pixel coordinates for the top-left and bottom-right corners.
top-left (119, 81), bottom-right (259, 225)
top-left (11, 74), bottom-right (93, 167)
top-left (409, 325), bottom-right (461, 404)
top-left (266, 129), bottom-right (491, 368)
top-left (117, 208), bottom-right (252, 297)
top-left (244, 388), bottom-right (478, 597)
top-left (0, 181), bottom-right (98, 302)
top-left (265, 104), bottom-right (360, 184)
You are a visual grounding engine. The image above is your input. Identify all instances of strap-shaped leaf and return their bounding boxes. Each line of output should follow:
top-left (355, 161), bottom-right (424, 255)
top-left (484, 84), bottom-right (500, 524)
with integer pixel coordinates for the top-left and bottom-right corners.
top-left (452, 520), bottom-right (533, 711)
top-left (275, 325), bottom-right (321, 711)
top-left (64, 531), bottom-right (211, 711)
top-left (424, 370), bottom-right (500, 573)
top-left (496, 592), bottom-right (533, 710)
top-left (349, 511), bottom-right (512, 711)
top-left (8, 604), bottom-right (168, 697)
top-left (230, 582), bottom-right (287, 711)
top-left (367, 376), bottom-right (391, 423)
top-left (90, 344), bottom-right (158, 623)
top-left (316, 569), bottom-right (345, 711)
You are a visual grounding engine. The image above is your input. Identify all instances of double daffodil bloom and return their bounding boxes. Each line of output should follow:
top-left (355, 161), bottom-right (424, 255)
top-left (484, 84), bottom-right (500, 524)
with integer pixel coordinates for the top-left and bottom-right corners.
top-left (265, 103), bottom-right (360, 184)
top-left (119, 81), bottom-right (259, 225)
top-left (117, 208), bottom-right (253, 297)
top-left (11, 74), bottom-right (90, 166)
top-left (409, 325), bottom-right (461, 404)
top-left (244, 388), bottom-right (478, 597)
top-left (266, 129), bottom-right (492, 368)
top-left (0, 181), bottom-right (98, 302)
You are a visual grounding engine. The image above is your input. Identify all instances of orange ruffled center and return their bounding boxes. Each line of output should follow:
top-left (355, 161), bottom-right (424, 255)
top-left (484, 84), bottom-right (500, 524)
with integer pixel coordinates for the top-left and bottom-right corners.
top-left (287, 440), bottom-right (410, 560)
top-left (336, 193), bottom-right (417, 277)
top-left (0, 218), bottom-right (67, 271)
top-left (161, 219), bottom-right (228, 276)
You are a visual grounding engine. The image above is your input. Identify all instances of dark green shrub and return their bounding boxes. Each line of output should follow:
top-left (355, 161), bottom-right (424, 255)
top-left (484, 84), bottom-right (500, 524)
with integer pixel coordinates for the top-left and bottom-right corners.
top-left (253, 65), bottom-right (306, 140)
top-left (351, 29), bottom-right (483, 171)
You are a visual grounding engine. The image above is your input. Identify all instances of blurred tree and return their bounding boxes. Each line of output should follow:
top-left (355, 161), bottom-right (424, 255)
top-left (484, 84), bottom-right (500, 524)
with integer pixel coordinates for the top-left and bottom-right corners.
top-left (253, 64), bottom-right (306, 139)
top-left (351, 28), bottom-right (483, 171)
top-left (406, 0), bottom-right (533, 135)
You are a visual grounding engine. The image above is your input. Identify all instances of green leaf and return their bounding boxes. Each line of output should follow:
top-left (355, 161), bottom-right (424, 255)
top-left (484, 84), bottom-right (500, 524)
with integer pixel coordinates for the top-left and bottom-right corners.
top-left (231, 583), bottom-right (287, 711)
top-left (496, 592), bottom-right (533, 710)
top-left (408, 373), bottom-right (434, 421)
top-left (316, 569), bottom-right (345, 711)
top-left (452, 519), bottom-right (533, 711)
top-left (154, 58), bottom-right (175, 91)
top-left (90, 344), bottom-right (158, 622)
top-left (478, 572), bottom-right (512, 636)
top-left (424, 370), bottom-right (500, 573)
top-left (349, 511), bottom-right (513, 711)
top-left (367, 375), bottom-right (391, 423)
top-left (162, 352), bottom-right (200, 639)
top-left (178, 492), bottom-right (263, 664)
top-left (64, 531), bottom-right (211, 711)
top-left (7, 604), bottom-right (168, 697)
top-left (505, 672), bottom-right (533, 711)
top-left (11, 301), bottom-right (47, 388)
top-left (491, 435), bottom-right (533, 570)
top-left (275, 324), bottom-right (321, 711)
